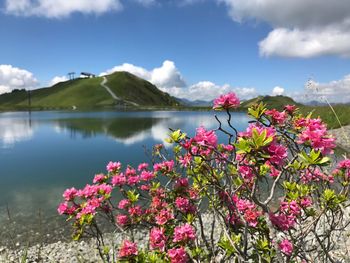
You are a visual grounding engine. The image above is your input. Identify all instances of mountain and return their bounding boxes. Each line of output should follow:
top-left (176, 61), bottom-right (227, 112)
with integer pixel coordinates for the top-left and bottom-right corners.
top-left (0, 71), bottom-right (179, 110)
top-left (240, 95), bottom-right (301, 110)
top-left (177, 98), bottom-right (213, 107)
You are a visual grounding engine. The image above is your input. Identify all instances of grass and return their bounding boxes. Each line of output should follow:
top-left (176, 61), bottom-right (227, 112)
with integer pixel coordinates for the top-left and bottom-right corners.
top-left (105, 71), bottom-right (179, 106)
top-left (299, 105), bottom-right (350, 129)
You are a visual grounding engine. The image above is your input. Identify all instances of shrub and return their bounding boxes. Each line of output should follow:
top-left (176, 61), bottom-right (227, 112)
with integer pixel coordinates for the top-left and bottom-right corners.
top-left (59, 93), bottom-right (350, 262)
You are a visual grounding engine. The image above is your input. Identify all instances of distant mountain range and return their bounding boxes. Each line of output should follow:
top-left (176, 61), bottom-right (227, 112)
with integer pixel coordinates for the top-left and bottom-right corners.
top-left (0, 71), bottom-right (179, 110)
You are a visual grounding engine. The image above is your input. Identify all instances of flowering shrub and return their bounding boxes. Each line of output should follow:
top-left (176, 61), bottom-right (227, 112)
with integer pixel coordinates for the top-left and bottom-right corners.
top-left (58, 93), bottom-right (350, 262)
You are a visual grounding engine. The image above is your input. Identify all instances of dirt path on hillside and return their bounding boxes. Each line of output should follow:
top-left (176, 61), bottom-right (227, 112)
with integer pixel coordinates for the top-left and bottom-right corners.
top-left (100, 77), bottom-right (139, 107)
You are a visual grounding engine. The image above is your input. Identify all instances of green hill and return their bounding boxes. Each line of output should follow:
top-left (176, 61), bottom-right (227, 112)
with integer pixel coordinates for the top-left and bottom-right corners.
top-left (0, 71), bottom-right (179, 110)
top-left (240, 95), bottom-right (301, 110)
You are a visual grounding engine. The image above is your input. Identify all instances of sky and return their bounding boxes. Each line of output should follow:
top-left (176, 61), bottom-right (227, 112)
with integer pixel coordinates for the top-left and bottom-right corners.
top-left (1, 0), bottom-right (350, 102)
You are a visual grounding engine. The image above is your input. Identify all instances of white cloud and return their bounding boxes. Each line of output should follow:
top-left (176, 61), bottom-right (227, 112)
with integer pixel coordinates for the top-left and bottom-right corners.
top-left (218, 0), bottom-right (350, 58)
top-left (163, 81), bottom-right (256, 101)
top-left (49, 76), bottom-right (68, 86)
top-left (0, 65), bottom-right (38, 94)
top-left (305, 75), bottom-right (350, 103)
top-left (259, 27), bottom-right (350, 58)
top-left (272, 86), bottom-right (285, 96)
top-left (5, 0), bottom-right (123, 18)
top-left (102, 60), bottom-right (186, 89)
top-left (132, 0), bottom-right (157, 7)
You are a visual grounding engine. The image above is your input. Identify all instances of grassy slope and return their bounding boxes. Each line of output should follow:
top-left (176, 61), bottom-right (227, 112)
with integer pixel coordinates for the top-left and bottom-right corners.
top-left (239, 95), bottom-right (350, 129)
top-left (105, 71), bottom-right (179, 106)
top-left (240, 95), bottom-right (301, 110)
top-left (0, 72), bottom-right (179, 110)
top-left (299, 105), bottom-right (350, 129)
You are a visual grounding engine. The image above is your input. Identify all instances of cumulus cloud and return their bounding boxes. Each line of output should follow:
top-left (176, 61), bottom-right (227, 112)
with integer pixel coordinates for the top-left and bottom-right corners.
top-left (49, 76), bottom-right (69, 86)
top-left (218, 0), bottom-right (350, 58)
top-left (102, 60), bottom-right (186, 89)
top-left (5, 0), bottom-right (123, 18)
top-left (272, 86), bottom-right (285, 96)
top-left (163, 81), bottom-right (257, 101)
top-left (0, 65), bottom-right (38, 94)
top-left (305, 75), bottom-right (350, 103)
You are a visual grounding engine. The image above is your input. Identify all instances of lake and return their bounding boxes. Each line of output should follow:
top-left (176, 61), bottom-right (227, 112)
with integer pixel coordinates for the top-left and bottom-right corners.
top-left (0, 110), bottom-right (251, 246)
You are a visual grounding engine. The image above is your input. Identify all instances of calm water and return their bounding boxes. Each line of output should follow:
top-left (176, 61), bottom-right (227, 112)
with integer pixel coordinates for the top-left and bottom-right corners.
top-left (0, 110), bottom-right (250, 245)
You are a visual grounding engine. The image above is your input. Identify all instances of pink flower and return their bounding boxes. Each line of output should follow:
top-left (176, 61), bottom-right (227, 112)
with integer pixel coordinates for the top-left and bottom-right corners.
top-left (267, 143), bottom-right (287, 166)
top-left (111, 173), bottom-right (127, 186)
top-left (57, 202), bottom-right (68, 215)
top-left (128, 205), bottom-right (143, 217)
top-left (63, 187), bottom-right (78, 201)
top-left (118, 199), bottom-right (131, 209)
top-left (140, 170), bottom-right (155, 181)
top-left (116, 214), bottom-right (129, 226)
top-left (154, 160), bottom-right (174, 173)
top-left (284, 105), bottom-right (297, 114)
top-left (300, 197), bottom-right (312, 208)
top-left (140, 185), bottom-right (150, 191)
top-left (213, 92), bottom-right (240, 110)
top-left (194, 126), bottom-right (217, 148)
top-left (168, 247), bottom-right (188, 263)
top-left (155, 209), bottom-right (174, 225)
top-left (93, 173), bottom-right (105, 184)
top-left (173, 223), bottom-right (196, 243)
top-left (269, 213), bottom-right (295, 231)
top-left (297, 118), bottom-right (335, 154)
top-left (127, 176), bottom-right (140, 185)
top-left (125, 167), bottom-right (137, 177)
top-left (149, 227), bottom-right (166, 251)
top-left (175, 197), bottom-right (196, 214)
top-left (239, 123), bottom-right (276, 143)
top-left (118, 240), bottom-right (138, 258)
top-left (174, 178), bottom-right (189, 189)
top-left (265, 109), bottom-right (287, 124)
top-left (98, 184), bottom-right (112, 195)
top-left (137, 163), bottom-right (149, 171)
top-left (238, 165), bottom-right (255, 180)
top-left (279, 239), bottom-right (293, 256)
top-left (339, 159), bottom-right (350, 169)
top-left (106, 161), bottom-right (121, 172)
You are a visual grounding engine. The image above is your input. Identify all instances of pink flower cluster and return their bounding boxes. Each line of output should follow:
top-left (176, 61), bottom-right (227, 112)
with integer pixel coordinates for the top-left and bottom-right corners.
top-left (175, 197), bottom-right (196, 214)
top-left (270, 200), bottom-right (301, 231)
top-left (239, 123), bottom-right (276, 141)
top-left (150, 227), bottom-right (166, 251)
top-left (194, 126), bottom-right (218, 148)
top-left (265, 109), bottom-right (287, 124)
top-left (296, 118), bottom-right (335, 154)
top-left (173, 223), bottom-right (196, 243)
top-left (58, 183), bottom-right (112, 218)
top-left (279, 239), bottom-right (293, 256)
top-left (168, 247), bottom-right (188, 263)
top-left (223, 195), bottom-right (261, 227)
top-left (213, 92), bottom-right (240, 110)
top-left (118, 240), bottom-right (138, 258)
top-left (334, 159), bottom-right (350, 179)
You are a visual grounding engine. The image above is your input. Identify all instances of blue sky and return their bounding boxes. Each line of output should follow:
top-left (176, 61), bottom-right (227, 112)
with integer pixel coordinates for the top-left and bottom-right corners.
top-left (1, 0), bottom-right (350, 102)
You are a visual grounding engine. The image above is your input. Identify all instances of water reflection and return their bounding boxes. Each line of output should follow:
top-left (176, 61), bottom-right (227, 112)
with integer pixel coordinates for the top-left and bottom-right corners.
top-left (0, 111), bottom-right (251, 246)
top-left (52, 112), bottom-right (245, 146)
top-left (0, 115), bottom-right (34, 148)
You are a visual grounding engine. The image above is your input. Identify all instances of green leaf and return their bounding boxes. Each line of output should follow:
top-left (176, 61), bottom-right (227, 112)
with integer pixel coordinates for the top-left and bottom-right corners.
top-left (127, 190), bottom-right (139, 203)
